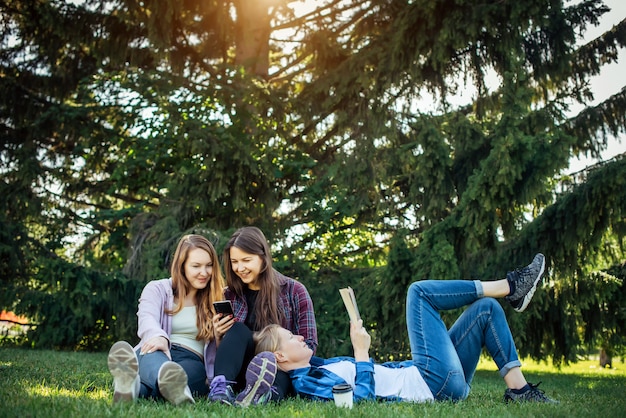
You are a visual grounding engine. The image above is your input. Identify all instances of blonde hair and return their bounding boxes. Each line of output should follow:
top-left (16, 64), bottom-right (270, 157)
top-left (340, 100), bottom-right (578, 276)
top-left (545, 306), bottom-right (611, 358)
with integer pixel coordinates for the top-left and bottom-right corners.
top-left (253, 324), bottom-right (283, 355)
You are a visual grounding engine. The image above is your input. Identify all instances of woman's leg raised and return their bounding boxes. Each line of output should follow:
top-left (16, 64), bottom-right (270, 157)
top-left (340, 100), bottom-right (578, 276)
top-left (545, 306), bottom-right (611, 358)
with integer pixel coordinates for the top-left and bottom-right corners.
top-left (447, 297), bottom-right (521, 386)
top-left (213, 322), bottom-right (255, 389)
top-left (406, 280), bottom-right (482, 400)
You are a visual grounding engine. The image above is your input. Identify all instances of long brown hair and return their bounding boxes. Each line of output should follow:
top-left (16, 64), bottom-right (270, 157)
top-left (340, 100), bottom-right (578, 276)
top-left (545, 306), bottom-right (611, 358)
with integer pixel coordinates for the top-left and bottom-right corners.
top-left (223, 226), bottom-right (284, 330)
top-left (169, 234), bottom-right (224, 341)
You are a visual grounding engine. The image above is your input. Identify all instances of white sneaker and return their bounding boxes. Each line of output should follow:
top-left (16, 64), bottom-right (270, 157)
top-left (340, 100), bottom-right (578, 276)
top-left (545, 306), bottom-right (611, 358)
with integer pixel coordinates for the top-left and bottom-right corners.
top-left (107, 341), bottom-right (140, 402)
top-left (158, 361), bottom-right (195, 405)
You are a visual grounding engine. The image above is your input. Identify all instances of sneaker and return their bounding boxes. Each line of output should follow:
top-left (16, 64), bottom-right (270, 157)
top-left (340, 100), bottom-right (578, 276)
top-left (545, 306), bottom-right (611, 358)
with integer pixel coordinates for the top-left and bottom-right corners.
top-left (208, 375), bottom-right (236, 404)
top-left (504, 382), bottom-right (559, 404)
top-left (505, 253), bottom-right (545, 312)
top-left (157, 361), bottom-right (195, 405)
top-left (107, 341), bottom-right (140, 402)
top-left (235, 352), bottom-right (277, 407)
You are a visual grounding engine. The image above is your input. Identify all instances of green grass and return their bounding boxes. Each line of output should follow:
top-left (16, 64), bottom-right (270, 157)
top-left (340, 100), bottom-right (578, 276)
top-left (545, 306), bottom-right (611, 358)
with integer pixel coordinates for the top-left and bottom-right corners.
top-left (0, 347), bottom-right (624, 418)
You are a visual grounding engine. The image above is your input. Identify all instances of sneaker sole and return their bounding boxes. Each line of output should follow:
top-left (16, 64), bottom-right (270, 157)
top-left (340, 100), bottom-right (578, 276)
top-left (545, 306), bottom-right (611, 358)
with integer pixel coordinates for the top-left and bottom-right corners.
top-left (158, 362), bottom-right (195, 405)
top-left (235, 352), bottom-right (277, 407)
top-left (514, 254), bottom-right (545, 313)
top-left (107, 341), bottom-right (139, 402)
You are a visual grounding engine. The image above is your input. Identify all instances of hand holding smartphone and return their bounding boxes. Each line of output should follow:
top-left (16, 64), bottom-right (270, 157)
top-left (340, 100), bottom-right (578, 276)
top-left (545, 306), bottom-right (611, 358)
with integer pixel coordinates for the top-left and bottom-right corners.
top-left (213, 300), bottom-right (234, 316)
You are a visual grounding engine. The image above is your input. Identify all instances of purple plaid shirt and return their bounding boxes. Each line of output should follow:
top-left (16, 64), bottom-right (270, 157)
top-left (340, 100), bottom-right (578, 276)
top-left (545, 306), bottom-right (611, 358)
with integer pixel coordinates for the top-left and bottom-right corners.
top-left (224, 270), bottom-right (318, 354)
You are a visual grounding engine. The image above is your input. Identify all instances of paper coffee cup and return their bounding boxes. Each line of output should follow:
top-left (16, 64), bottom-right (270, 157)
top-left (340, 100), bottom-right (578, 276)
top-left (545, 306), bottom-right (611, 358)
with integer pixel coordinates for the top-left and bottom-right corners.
top-left (332, 383), bottom-right (353, 408)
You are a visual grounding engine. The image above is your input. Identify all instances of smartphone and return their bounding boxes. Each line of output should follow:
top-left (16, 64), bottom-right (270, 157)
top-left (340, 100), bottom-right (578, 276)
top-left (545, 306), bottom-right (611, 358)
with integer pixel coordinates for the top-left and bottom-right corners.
top-left (213, 300), bottom-right (234, 316)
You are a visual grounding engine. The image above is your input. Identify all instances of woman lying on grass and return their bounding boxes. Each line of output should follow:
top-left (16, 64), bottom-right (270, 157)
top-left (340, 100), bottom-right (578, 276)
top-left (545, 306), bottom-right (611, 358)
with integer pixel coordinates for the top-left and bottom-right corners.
top-left (253, 254), bottom-right (559, 404)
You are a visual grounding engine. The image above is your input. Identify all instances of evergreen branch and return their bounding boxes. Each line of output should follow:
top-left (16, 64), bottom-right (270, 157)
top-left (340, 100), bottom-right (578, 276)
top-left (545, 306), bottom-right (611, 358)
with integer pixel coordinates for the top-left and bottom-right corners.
top-left (271, 0), bottom-right (354, 32)
top-left (572, 18), bottom-right (626, 78)
top-left (521, 156), bottom-right (626, 274)
top-left (563, 86), bottom-right (626, 156)
top-left (557, 152), bottom-right (626, 192)
top-left (0, 318), bottom-right (37, 327)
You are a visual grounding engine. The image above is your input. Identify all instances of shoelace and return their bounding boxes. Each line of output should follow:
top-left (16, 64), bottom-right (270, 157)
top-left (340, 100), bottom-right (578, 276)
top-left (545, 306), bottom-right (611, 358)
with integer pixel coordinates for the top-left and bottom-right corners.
top-left (526, 382), bottom-right (549, 400)
top-left (209, 377), bottom-right (235, 396)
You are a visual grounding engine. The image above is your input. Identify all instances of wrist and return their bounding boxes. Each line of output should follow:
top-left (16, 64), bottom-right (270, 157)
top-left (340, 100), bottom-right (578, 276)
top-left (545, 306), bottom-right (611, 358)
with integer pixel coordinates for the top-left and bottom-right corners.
top-left (353, 349), bottom-right (369, 362)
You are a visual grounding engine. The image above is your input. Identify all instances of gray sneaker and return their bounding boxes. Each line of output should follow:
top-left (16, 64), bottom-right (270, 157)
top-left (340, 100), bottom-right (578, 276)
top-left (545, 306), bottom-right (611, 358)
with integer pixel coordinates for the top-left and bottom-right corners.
top-left (505, 253), bottom-right (545, 312)
top-left (504, 382), bottom-right (559, 403)
top-left (158, 361), bottom-right (195, 405)
top-left (107, 341), bottom-right (140, 402)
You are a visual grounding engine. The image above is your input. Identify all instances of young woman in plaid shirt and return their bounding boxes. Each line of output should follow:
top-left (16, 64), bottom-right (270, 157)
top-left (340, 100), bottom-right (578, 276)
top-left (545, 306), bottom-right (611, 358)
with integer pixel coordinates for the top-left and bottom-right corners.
top-left (207, 226), bottom-right (318, 406)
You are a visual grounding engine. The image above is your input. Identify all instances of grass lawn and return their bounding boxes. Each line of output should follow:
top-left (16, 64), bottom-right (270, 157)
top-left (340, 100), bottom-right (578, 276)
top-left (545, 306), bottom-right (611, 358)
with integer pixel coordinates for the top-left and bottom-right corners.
top-left (0, 347), bottom-right (624, 418)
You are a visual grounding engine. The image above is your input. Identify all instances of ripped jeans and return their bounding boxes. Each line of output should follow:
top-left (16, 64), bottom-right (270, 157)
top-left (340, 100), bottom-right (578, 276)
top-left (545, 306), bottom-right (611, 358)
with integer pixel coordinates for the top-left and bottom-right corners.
top-left (406, 280), bottom-right (521, 401)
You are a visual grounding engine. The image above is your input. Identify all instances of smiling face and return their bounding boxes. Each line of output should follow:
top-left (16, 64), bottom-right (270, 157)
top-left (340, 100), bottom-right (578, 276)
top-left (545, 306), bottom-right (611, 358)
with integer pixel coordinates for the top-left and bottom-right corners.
top-left (183, 248), bottom-right (213, 292)
top-left (229, 246), bottom-right (264, 290)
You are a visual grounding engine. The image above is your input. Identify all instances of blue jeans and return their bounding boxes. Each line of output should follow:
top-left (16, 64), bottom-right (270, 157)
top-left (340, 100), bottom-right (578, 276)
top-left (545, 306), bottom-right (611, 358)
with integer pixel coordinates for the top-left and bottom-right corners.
top-left (136, 344), bottom-right (209, 398)
top-left (406, 280), bottom-right (521, 401)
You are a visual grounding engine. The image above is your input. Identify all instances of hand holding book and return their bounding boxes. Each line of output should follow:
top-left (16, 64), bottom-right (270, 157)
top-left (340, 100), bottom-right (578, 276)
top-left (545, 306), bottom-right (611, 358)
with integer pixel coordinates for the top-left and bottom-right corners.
top-left (340, 287), bottom-right (370, 360)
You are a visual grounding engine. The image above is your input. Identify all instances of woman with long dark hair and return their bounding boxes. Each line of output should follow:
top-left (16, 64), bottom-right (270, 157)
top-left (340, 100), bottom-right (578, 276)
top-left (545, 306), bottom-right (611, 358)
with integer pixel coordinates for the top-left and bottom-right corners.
top-left (208, 226), bottom-right (317, 406)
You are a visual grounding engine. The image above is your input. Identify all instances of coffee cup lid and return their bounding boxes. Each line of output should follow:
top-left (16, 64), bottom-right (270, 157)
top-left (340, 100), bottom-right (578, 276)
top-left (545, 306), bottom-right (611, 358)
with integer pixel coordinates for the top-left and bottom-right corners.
top-left (332, 383), bottom-right (353, 394)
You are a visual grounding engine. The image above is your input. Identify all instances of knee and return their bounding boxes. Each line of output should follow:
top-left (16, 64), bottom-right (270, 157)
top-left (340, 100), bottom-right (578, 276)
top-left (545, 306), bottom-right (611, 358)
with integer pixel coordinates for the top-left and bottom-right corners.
top-left (435, 370), bottom-right (469, 401)
top-left (225, 321), bottom-right (252, 339)
top-left (473, 298), bottom-right (507, 324)
top-left (233, 321), bottom-right (250, 333)
top-left (479, 297), bottom-right (505, 315)
top-left (408, 281), bottom-right (427, 298)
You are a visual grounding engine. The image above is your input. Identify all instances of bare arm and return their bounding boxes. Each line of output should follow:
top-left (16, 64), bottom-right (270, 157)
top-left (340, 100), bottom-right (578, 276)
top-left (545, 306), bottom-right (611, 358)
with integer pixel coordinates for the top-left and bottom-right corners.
top-left (350, 319), bottom-right (371, 362)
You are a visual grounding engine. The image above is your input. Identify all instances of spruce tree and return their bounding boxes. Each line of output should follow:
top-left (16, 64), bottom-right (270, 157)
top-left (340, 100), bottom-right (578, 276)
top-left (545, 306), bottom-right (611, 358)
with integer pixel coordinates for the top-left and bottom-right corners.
top-left (1, 1), bottom-right (624, 361)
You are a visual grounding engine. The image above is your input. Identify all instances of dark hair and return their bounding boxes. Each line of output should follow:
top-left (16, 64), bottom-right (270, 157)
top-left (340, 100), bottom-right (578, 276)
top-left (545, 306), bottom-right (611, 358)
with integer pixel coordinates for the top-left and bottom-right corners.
top-left (169, 234), bottom-right (225, 341)
top-left (223, 227), bottom-right (284, 329)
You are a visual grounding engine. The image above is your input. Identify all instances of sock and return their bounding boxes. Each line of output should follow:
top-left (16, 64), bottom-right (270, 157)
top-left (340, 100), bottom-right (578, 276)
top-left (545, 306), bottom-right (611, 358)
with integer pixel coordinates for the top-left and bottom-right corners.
top-left (506, 271), bottom-right (516, 297)
top-left (511, 384), bottom-right (530, 394)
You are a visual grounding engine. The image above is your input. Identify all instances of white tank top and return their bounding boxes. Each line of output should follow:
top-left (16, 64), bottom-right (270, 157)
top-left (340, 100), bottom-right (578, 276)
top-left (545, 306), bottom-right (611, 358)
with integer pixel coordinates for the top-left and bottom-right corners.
top-left (170, 306), bottom-right (204, 358)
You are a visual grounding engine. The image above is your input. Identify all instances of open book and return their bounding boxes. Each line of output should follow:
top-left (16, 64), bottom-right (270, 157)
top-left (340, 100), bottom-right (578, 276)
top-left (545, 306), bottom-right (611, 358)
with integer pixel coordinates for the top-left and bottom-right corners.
top-left (339, 286), bottom-right (361, 323)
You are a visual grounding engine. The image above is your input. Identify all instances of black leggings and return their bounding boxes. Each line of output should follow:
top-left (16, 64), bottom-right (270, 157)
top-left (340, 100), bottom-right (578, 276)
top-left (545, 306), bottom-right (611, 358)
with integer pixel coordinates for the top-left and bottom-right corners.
top-left (214, 321), bottom-right (293, 400)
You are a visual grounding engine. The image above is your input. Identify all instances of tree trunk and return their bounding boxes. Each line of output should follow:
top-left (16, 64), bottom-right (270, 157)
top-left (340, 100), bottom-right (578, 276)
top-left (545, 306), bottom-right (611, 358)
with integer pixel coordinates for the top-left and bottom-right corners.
top-left (599, 348), bottom-right (612, 369)
top-left (233, 0), bottom-right (271, 78)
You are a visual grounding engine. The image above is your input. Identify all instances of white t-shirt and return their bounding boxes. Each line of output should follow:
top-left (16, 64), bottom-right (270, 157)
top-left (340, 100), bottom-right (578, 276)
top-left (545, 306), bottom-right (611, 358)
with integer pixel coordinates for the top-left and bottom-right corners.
top-left (321, 360), bottom-right (433, 402)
